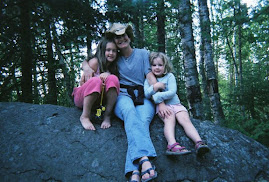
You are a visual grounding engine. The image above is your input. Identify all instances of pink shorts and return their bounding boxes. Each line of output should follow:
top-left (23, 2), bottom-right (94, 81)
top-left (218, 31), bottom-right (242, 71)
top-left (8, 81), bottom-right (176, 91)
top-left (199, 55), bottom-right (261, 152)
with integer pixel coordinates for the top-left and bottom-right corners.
top-left (156, 103), bottom-right (188, 115)
top-left (72, 75), bottom-right (120, 108)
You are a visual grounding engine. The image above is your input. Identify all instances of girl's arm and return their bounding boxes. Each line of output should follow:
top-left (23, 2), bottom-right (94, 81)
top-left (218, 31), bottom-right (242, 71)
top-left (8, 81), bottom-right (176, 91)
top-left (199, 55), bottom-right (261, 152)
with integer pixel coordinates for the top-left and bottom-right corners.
top-left (144, 81), bottom-right (166, 98)
top-left (152, 73), bottom-right (177, 104)
top-left (145, 59), bottom-right (172, 118)
top-left (145, 73), bottom-right (173, 119)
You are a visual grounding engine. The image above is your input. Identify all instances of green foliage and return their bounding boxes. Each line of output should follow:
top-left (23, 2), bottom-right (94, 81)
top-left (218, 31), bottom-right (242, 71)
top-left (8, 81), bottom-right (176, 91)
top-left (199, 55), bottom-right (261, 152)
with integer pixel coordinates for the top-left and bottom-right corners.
top-left (222, 103), bottom-right (269, 147)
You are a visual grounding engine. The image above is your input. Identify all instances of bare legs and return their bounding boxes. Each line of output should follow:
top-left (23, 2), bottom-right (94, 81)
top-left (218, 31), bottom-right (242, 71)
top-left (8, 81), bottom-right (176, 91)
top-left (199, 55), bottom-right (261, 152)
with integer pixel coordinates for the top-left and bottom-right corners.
top-left (161, 112), bottom-right (177, 145)
top-left (160, 112), bottom-right (190, 152)
top-left (77, 75), bottom-right (119, 130)
top-left (80, 92), bottom-right (99, 130)
top-left (101, 87), bottom-right (117, 129)
top-left (159, 111), bottom-right (202, 150)
top-left (80, 87), bottom-right (117, 130)
top-left (175, 111), bottom-right (202, 143)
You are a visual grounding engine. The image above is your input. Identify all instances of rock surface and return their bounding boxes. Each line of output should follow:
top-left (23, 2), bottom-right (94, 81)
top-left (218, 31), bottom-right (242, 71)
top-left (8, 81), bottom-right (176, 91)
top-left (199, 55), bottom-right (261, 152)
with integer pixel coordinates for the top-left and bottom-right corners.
top-left (0, 102), bottom-right (269, 182)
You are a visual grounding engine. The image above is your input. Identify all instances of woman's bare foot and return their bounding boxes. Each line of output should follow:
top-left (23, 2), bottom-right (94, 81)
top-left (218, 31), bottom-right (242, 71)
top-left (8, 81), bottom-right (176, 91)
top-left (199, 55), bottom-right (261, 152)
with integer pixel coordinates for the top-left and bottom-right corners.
top-left (80, 116), bottom-right (96, 130)
top-left (101, 117), bottom-right (111, 129)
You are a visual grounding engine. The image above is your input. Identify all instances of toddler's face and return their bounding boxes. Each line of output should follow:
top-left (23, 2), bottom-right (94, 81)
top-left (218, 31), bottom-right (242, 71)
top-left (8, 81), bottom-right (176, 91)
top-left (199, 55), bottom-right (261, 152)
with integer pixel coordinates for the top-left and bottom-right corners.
top-left (151, 57), bottom-right (165, 77)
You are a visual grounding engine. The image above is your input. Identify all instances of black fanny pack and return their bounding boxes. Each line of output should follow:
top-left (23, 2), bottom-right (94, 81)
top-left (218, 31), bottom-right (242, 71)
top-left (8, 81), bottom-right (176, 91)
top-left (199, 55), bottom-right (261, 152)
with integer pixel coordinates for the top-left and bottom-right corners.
top-left (120, 84), bottom-right (144, 105)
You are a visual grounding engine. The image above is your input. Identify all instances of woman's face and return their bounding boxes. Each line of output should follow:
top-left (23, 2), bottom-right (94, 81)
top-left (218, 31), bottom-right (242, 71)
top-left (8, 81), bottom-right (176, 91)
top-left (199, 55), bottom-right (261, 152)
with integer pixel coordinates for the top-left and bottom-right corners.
top-left (151, 57), bottom-right (165, 77)
top-left (114, 33), bottom-right (130, 49)
top-left (105, 42), bottom-right (117, 63)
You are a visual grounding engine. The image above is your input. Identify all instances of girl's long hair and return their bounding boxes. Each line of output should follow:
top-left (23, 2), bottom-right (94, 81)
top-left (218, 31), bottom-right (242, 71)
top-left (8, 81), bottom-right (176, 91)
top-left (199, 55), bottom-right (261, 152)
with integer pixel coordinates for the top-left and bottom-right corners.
top-left (92, 37), bottom-right (119, 76)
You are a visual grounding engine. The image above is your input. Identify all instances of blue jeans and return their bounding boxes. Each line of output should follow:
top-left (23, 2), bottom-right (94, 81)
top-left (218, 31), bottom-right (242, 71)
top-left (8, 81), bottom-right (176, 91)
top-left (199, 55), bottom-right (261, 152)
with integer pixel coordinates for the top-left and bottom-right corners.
top-left (114, 94), bottom-right (156, 176)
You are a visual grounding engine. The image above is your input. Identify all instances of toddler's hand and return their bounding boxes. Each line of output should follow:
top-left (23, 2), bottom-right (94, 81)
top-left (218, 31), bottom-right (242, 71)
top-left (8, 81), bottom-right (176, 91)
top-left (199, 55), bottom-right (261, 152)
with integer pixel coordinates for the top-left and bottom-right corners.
top-left (158, 102), bottom-right (172, 119)
top-left (153, 82), bottom-right (166, 92)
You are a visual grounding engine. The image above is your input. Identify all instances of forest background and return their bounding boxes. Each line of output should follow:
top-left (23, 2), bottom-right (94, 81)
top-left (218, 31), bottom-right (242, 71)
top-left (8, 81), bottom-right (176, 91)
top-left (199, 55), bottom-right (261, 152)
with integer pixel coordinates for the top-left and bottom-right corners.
top-left (1, 0), bottom-right (268, 147)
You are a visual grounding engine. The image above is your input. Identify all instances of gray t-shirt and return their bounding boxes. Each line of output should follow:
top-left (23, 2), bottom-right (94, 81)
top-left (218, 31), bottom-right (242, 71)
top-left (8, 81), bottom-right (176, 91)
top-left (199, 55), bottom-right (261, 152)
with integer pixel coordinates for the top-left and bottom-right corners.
top-left (117, 48), bottom-right (151, 86)
top-left (117, 48), bottom-right (151, 97)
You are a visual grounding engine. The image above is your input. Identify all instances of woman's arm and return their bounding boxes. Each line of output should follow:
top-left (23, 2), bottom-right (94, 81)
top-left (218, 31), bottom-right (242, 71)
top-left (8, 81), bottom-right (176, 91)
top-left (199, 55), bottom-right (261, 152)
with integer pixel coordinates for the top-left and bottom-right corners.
top-left (80, 58), bottom-right (98, 86)
top-left (146, 71), bottom-right (157, 85)
top-left (144, 80), bottom-right (156, 99)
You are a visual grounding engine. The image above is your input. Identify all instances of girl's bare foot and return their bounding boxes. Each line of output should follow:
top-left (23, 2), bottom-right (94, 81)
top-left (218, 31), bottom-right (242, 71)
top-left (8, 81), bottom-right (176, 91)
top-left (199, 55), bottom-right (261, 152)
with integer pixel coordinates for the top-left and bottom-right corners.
top-left (101, 117), bottom-right (111, 129)
top-left (80, 116), bottom-right (96, 130)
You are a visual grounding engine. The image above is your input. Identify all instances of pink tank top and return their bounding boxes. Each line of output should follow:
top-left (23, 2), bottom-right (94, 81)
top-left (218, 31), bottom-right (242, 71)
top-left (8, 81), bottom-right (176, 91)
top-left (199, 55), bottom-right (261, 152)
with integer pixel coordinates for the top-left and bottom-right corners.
top-left (93, 66), bottom-right (100, 77)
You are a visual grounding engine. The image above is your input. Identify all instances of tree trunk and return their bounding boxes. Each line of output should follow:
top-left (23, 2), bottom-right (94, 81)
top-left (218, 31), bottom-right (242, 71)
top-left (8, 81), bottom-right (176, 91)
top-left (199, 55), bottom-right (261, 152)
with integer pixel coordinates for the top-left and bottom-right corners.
top-left (133, 5), bottom-right (145, 48)
top-left (178, 0), bottom-right (204, 120)
top-left (157, 0), bottom-right (166, 53)
top-left (33, 59), bottom-right (39, 104)
top-left (86, 23), bottom-right (93, 59)
top-left (53, 28), bottom-right (74, 106)
top-left (198, 0), bottom-right (225, 124)
top-left (86, 35), bottom-right (92, 59)
top-left (199, 40), bottom-right (212, 119)
top-left (237, 1), bottom-right (245, 117)
top-left (45, 20), bottom-right (57, 105)
top-left (19, 0), bottom-right (33, 103)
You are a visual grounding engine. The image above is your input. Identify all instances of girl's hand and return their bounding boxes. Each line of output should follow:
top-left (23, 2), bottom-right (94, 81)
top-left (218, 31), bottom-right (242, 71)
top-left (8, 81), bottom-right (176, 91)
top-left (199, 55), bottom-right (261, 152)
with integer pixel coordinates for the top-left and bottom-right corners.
top-left (99, 72), bottom-right (110, 82)
top-left (158, 102), bottom-right (172, 119)
top-left (153, 82), bottom-right (166, 92)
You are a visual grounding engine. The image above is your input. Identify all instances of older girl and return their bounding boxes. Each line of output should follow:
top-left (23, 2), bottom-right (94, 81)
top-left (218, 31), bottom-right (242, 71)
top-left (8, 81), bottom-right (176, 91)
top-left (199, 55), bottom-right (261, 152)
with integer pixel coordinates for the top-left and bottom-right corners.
top-left (72, 37), bottom-right (120, 130)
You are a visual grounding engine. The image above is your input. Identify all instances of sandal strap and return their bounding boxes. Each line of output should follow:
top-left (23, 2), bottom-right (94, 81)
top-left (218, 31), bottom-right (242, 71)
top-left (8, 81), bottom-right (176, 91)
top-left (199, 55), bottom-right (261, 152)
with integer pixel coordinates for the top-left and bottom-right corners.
top-left (139, 158), bottom-right (156, 176)
top-left (167, 142), bottom-right (180, 150)
top-left (132, 171), bottom-right (140, 176)
top-left (139, 158), bottom-right (150, 166)
top-left (129, 171), bottom-right (140, 182)
top-left (141, 167), bottom-right (154, 176)
top-left (195, 141), bottom-right (206, 149)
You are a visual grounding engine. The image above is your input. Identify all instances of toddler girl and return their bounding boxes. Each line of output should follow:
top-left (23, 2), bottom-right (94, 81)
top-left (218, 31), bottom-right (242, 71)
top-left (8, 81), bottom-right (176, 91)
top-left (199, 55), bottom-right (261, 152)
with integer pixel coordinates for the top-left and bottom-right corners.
top-left (144, 52), bottom-right (210, 156)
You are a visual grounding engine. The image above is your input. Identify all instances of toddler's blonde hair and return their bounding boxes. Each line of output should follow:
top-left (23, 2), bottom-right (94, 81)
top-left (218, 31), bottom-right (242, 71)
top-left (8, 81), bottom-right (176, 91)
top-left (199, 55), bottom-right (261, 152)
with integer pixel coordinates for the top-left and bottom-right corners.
top-left (149, 52), bottom-right (173, 75)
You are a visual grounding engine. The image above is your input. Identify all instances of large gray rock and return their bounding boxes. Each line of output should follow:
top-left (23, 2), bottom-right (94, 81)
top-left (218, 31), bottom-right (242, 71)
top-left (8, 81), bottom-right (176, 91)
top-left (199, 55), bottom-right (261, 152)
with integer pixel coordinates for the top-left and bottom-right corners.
top-left (0, 102), bottom-right (268, 182)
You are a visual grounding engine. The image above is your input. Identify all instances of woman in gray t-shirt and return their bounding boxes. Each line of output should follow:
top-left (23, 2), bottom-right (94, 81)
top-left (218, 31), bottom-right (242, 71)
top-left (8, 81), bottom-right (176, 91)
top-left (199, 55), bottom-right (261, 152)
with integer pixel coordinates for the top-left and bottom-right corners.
top-left (105, 23), bottom-right (159, 182)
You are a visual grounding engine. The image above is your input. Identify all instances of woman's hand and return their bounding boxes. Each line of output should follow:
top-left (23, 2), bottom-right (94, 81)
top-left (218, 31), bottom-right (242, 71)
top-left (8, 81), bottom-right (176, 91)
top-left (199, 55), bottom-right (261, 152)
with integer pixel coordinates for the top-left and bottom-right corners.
top-left (80, 71), bottom-right (94, 86)
top-left (99, 72), bottom-right (111, 82)
top-left (158, 102), bottom-right (172, 119)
